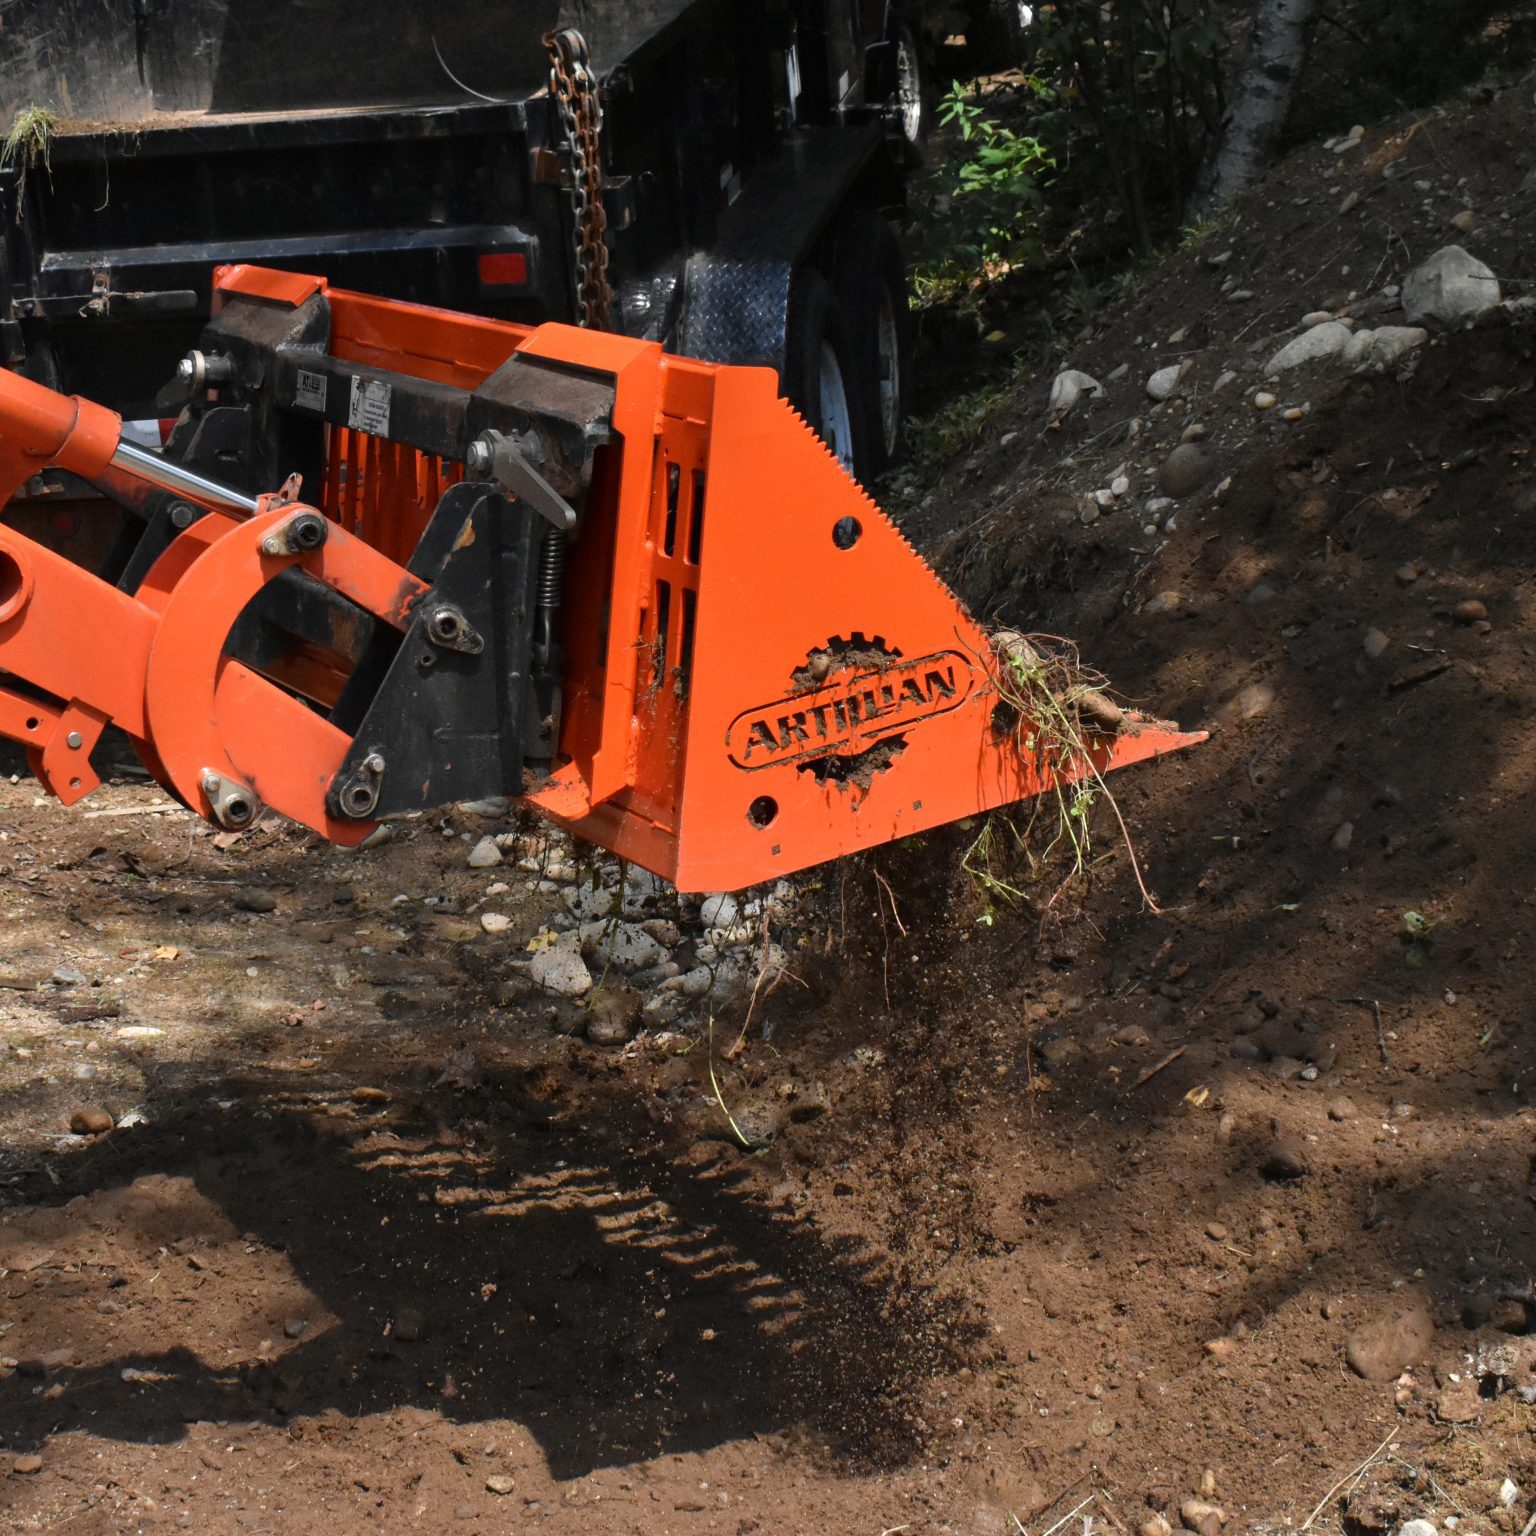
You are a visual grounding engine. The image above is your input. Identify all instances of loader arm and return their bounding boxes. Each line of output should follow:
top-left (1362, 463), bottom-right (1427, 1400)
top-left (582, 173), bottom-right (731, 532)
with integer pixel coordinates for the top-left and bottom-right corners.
top-left (0, 266), bottom-right (1200, 891)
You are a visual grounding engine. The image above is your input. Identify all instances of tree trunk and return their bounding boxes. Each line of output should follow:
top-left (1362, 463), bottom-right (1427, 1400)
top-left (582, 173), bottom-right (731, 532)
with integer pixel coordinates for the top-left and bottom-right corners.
top-left (1196, 0), bottom-right (1320, 212)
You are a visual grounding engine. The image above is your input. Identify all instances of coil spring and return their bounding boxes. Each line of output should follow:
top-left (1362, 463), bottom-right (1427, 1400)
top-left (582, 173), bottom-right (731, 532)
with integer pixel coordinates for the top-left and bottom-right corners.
top-left (537, 527), bottom-right (565, 609)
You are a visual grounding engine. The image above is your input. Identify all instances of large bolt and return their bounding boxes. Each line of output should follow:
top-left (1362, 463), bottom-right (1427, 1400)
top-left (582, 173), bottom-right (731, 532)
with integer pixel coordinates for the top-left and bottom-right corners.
top-left (465, 437), bottom-right (492, 475)
top-left (287, 512), bottom-right (327, 551)
top-left (177, 356), bottom-right (196, 382)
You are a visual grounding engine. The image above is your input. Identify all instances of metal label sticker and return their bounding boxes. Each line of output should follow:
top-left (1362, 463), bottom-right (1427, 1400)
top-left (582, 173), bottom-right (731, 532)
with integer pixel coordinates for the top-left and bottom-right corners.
top-left (348, 376), bottom-right (391, 436)
top-left (294, 369), bottom-right (328, 413)
top-left (725, 650), bottom-right (975, 771)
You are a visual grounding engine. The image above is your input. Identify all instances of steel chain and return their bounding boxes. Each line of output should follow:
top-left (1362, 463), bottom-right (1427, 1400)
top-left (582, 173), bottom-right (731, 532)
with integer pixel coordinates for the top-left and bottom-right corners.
top-left (544, 27), bottom-right (612, 330)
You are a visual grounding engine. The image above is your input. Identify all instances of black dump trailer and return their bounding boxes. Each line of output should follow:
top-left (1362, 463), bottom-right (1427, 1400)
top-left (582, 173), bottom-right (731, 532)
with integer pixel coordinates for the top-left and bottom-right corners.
top-left (0, 0), bottom-right (914, 505)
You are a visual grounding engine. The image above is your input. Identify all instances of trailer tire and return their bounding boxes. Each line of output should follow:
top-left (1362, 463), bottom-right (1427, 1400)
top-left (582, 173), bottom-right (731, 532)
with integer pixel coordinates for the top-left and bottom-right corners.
top-left (892, 21), bottom-right (934, 161)
top-left (831, 211), bottom-right (912, 478)
top-left (783, 271), bottom-right (865, 480)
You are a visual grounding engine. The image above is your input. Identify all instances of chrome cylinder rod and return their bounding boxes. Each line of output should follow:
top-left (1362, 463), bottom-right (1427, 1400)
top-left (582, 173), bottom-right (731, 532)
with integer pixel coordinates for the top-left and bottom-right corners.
top-left (108, 439), bottom-right (262, 516)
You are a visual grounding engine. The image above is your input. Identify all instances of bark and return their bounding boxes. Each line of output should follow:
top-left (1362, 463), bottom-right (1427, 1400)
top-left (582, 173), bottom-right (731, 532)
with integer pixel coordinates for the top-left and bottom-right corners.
top-left (1196, 0), bottom-right (1320, 212)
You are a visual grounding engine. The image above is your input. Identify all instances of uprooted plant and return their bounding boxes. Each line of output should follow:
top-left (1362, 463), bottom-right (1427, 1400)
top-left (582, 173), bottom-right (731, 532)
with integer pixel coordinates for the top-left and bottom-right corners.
top-left (2, 106), bottom-right (57, 220)
top-left (963, 629), bottom-right (1161, 915)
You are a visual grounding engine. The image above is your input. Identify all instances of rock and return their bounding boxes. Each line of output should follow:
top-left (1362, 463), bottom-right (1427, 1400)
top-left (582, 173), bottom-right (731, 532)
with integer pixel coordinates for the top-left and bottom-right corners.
top-left (1224, 681), bottom-right (1275, 722)
top-left (1143, 591), bottom-right (1182, 616)
top-left (1048, 369), bottom-right (1104, 419)
top-left (460, 796), bottom-right (511, 817)
top-left (68, 1105), bottom-right (113, 1136)
top-left (233, 888), bottom-right (278, 913)
top-left (585, 922), bottom-right (667, 973)
top-left (667, 964), bottom-right (715, 998)
top-left (479, 911), bottom-right (512, 935)
top-left (1111, 475), bottom-right (1130, 496)
top-left (1261, 1134), bottom-right (1310, 1180)
top-left (1267, 321), bottom-right (1353, 373)
top-left (283, 1317), bottom-right (310, 1340)
top-left (1339, 190), bottom-right (1360, 214)
top-left (1353, 326), bottom-right (1427, 369)
top-left (1343, 328), bottom-right (1375, 367)
top-left (1402, 245), bottom-right (1500, 327)
top-left (486, 1475), bottom-right (516, 1496)
top-left (1396, 562), bottom-right (1423, 586)
top-left (467, 837), bottom-right (503, 869)
top-left (699, 893), bottom-right (740, 929)
top-left (585, 987), bottom-right (641, 1046)
top-left (1203, 1332), bottom-right (1236, 1361)
top-left (1398, 1522), bottom-right (1438, 1536)
top-left (1331, 821), bottom-right (1355, 852)
top-left (1453, 599), bottom-right (1488, 624)
top-left (729, 1099), bottom-right (788, 1148)
top-left (11, 1454), bottom-right (43, 1475)
top-left (1141, 1520), bottom-right (1173, 1536)
top-left (641, 918), bottom-right (681, 948)
top-left (1146, 362), bottom-right (1190, 401)
top-left (1302, 310), bottom-right (1334, 327)
top-left (1158, 444), bottom-right (1215, 499)
top-left (1346, 1298), bottom-right (1435, 1380)
top-left (1450, 210), bottom-right (1477, 234)
top-left (1205, 1221), bottom-right (1229, 1242)
top-left (1327, 1096), bottom-right (1358, 1121)
top-left (1253, 391), bottom-right (1278, 410)
top-left (394, 1307), bottom-right (425, 1342)
top-left (565, 880), bottom-right (618, 921)
top-left (530, 944), bottom-right (592, 998)
top-left (52, 965), bottom-right (87, 986)
top-left (1180, 1499), bottom-right (1227, 1535)
top-left (1363, 628), bottom-right (1390, 659)
top-left (1434, 1379), bottom-right (1482, 1424)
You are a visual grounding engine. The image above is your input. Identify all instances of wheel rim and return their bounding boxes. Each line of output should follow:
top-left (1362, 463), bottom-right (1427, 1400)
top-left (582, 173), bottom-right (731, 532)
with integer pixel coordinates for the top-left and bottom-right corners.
top-left (895, 31), bottom-right (923, 145)
top-left (874, 287), bottom-right (901, 459)
top-left (816, 341), bottom-right (856, 474)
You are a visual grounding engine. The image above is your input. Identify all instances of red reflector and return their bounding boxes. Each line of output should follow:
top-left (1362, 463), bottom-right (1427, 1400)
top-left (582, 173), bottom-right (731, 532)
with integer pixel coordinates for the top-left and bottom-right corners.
top-left (478, 252), bottom-right (528, 286)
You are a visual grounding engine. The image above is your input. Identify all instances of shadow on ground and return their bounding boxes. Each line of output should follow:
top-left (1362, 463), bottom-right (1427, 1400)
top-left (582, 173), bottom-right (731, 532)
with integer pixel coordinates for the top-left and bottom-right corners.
top-left (0, 1061), bottom-right (969, 1479)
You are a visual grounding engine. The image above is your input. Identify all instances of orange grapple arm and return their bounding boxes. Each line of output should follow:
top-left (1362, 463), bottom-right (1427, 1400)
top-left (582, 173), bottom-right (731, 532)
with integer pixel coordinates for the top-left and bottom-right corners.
top-left (0, 266), bottom-right (1199, 891)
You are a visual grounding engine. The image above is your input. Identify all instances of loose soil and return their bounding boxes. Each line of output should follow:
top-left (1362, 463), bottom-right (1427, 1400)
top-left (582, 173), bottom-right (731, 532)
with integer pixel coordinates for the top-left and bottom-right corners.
top-left (5, 78), bottom-right (1536, 1536)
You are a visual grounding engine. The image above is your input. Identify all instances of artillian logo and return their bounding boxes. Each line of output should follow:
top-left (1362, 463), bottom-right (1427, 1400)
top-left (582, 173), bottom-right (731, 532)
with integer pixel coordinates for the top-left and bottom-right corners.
top-left (726, 650), bottom-right (975, 770)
